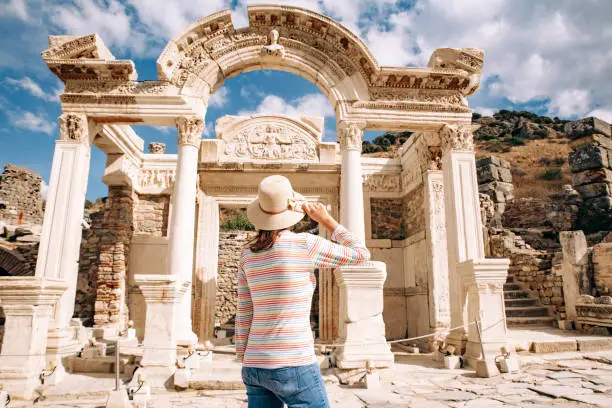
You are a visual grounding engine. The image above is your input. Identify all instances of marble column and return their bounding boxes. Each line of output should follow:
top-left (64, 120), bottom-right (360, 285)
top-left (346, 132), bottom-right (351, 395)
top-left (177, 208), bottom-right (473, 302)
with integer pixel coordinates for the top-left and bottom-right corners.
top-left (193, 193), bottom-right (219, 344)
top-left (135, 274), bottom-right (188, 386)
top-left (338, 121), bottom-right (366, 240)
top-left (168, 116), bottom-right (204, 346)
top-left (35, 113), bottom-right (93, 372)
top-left (440, 124), bottom-right (485, 350)
top-left (0, 277), bottom-right (68, 399)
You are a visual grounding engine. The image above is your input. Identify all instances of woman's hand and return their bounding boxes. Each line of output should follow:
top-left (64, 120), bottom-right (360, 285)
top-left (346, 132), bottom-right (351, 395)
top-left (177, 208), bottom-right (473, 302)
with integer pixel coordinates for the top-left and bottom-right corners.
top-left (303, 202), bottom-right (339, 232)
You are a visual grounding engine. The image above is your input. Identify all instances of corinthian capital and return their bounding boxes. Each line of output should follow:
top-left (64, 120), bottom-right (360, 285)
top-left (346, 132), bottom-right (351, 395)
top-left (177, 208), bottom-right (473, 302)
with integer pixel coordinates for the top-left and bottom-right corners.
top-left (58, 113), bottom-right (88, 142)
top-left (176, 116), bottom-right (204, 147)
top-left (338, 121), bottom-right (365, 152)
top-left (440, 124), bottom-right (474, 153)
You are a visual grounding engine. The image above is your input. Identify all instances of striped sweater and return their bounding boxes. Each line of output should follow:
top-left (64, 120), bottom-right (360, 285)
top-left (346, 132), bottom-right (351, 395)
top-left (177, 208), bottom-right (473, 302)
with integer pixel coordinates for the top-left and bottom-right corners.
top-left (236, 225), bottom-right (370, 368)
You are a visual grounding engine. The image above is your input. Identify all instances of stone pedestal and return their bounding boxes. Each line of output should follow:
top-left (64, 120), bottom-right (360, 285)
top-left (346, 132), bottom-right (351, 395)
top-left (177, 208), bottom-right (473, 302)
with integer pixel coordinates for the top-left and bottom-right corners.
top-left (168, 117), bottom-right (203, 346)
top-left (459, 259), bottom-right (510, 374)
top-left (135, 274), bottom-right (188, 387)
top-left (0, 277), bottom-right (68, 399)
top-left (332, 262), bottom-right (394, 369)
top-left (560, 231), bottom-right (589, 323)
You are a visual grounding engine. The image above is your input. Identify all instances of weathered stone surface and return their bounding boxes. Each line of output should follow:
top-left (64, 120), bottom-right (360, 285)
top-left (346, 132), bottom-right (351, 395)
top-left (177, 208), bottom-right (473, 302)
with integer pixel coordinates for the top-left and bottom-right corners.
top-left (575, 182), bottom-right (611, 199)
top-left (565, 117), bottom-right (612, 140)
top-left (569, 144), bottom-right (610, 173)
top-left (0, 164), bottom-right (44, 225)
top-left (403, 184), bottom-right (425, 238)
top-left (592, 243), bottom-right (612, 292)
top-left (570, 133), bottom-right (612, 151)
top-left (531, 340), bottom-right (577, 353)
top-left (371, 198), bottom-right (404, 240)
top-left (577, 338), bottom-right (612, 352)
top-left (572, 168), bottom-right (612, 186)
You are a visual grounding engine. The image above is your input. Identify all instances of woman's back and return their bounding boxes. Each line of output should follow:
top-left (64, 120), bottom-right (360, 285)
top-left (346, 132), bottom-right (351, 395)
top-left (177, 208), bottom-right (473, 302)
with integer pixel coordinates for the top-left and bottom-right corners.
top-left (236, 226), bottom-right (369, 368)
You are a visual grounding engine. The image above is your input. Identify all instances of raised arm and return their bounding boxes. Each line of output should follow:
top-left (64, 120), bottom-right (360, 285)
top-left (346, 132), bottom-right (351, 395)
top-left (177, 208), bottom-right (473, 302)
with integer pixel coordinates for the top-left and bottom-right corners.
top-left (235, 263), bottom-right (253, 361)
top-left (303, 202), bottom-right (370, 268)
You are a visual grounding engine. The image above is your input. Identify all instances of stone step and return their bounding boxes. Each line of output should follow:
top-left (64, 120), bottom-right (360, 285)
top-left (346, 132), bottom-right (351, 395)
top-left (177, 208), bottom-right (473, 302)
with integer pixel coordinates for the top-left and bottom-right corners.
top-left (505, 298), bottom-right (538, 308)
top-left (507, 316), bottom-right (555, 326)
top-left (505, 306), bottom-right (551, 318)
top-left (504, 290), bottom-right (530, 299)
top-left (504, 283), bottom-right (522, 291)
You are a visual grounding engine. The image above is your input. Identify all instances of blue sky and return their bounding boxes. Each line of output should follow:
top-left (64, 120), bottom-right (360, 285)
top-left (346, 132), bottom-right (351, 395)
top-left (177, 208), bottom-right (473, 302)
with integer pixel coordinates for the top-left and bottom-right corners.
top-left (1, 0), bottom-right (611, 199)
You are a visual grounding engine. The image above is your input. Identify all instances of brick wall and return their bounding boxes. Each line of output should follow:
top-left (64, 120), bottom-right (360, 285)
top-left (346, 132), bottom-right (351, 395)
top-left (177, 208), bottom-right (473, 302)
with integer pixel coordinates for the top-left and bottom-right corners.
top-left (0, 164), bottom-right (44, 225)
top-left (370, 198), bottom-right (404, 240)
top-left (133, 194), bottom-right (169, 236)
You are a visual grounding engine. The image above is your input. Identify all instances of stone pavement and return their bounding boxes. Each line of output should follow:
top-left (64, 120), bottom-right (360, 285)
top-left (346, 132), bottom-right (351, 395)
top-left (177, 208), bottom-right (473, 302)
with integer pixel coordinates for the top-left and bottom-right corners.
top-left (7, 350), bottom-right (612, 407)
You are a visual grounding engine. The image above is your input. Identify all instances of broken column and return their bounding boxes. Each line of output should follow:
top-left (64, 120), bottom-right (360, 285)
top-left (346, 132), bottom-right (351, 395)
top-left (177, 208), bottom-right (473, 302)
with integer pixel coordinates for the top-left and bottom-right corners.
top-left (559, 231), bottom-right (589, 325)
top-left (566, 117), bottom-right (612, 232)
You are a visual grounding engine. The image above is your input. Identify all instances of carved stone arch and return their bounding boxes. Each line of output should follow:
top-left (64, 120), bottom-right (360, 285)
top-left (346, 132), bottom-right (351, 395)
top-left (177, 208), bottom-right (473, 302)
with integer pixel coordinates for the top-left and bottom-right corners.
top-left (157, 6), bottom-right (379, 110)
top-left (0, 246), bottom-right (30, 277)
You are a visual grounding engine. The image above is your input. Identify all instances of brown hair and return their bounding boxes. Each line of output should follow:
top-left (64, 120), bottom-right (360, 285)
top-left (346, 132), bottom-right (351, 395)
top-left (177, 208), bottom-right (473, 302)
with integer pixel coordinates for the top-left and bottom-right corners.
top-left (249, 229), bottom-right (284, 252)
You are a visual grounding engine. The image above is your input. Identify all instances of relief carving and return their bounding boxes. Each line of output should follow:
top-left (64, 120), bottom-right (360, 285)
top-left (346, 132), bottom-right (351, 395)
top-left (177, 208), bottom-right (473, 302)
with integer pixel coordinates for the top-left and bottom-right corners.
top-left (224, 124), bottom-right (317, 161)
top-left (362, 174), bottom-right (401, 192)
top-left (440, 124), bottom-right (474, 152)
top-left (58, 113), bottom-right (88, 142)
top-left (261, 29), bottom-right (286, 58)
top-left (139, 169), bottom-right (175, 190)
top-left (176, 116), bottom-right (204, 147)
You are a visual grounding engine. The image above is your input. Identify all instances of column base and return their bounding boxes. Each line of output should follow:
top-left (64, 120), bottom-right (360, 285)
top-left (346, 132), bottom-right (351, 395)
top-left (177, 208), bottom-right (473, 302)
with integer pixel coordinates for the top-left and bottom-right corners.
top-left (332, 262), bottom-right (394, 370)
top-left (131, 366), bottom-right (176, 389)
top-left (0, 373), bottom-right (41, 400)
top-left (46, 326), bottom-right (83, 378)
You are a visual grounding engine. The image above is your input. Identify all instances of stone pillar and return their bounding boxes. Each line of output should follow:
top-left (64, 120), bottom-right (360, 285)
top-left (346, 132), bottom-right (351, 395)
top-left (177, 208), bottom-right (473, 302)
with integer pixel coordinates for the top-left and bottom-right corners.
top-left (559, 231), bottom-right (589, 323)
top-left (193, 193), bottom-right (219, 344)
top-left (338, 121), bottom-right (366, 240)
top-left (168, 116), bottom-right (204, 346)
top-left (566, 117), bottom-right (612, 232)
top-left (459, 259), bottom-right (509, 371)
top-left (0, 277), bottom-right (67, 399)
top-left (423, 169), bottom-right (451, 335)
top-left (440, 124), bottom-right (485, 350)
top-left (135, 275), bottom-right (187, 386)
top-left (35, 113), bottom-right (94, 369)
top-left (332, 262), bottom-right (394, 369)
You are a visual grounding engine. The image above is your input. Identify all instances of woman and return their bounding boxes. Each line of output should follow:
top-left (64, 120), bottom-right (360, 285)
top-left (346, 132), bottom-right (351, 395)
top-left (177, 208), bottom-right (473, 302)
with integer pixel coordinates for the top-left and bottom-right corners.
top-left (236, 175), bottom-right (370, 408)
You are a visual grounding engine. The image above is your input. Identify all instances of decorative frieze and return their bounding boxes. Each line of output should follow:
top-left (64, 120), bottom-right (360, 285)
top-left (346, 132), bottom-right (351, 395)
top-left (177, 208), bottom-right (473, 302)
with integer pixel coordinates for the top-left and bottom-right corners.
top-left (176, 116), bottom-right (204, 147)
top-left (58, 113), bottom-right (88, 142)
top-left (362, 174), bottom-right (401, 192)
top-left (139, 169), bottom-right (175, 190)
top-left (440, 124), bottom-right (474, 152)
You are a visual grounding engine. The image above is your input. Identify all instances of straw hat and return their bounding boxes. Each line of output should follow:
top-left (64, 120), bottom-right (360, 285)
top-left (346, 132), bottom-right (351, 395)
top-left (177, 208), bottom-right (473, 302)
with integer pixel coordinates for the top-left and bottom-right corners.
top-left (247, 175), bottom-right (306, 231)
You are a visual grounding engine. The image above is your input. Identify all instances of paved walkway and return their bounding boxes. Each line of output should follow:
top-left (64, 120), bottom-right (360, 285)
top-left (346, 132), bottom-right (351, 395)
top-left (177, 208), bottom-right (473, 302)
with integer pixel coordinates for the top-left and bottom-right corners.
top-left (9, 351), bottom-right (612, 407)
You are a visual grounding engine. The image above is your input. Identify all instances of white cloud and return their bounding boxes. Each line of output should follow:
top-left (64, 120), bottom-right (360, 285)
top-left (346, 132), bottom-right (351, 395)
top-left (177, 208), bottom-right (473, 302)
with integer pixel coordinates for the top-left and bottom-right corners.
top-left (238, 93), bottom-right (334, 118)
top-left (10, 111), bottom-right (56, 135)
top-left (0, 0), bottom-right (29, 21)
top-left (5, 77), bottom-right (59, 102)
top-left (548, 89), bottom-right (591, 118)
top-left (586, 108), bottom-right (612, 124)
top-left (474, 107), bottom-right (496, 117)
top-left (209, 87), bottom-right (229, 108)
top-left (202, 122), bottom-right (214, 137)
top-left (40, 180), bottom-right (48, 201)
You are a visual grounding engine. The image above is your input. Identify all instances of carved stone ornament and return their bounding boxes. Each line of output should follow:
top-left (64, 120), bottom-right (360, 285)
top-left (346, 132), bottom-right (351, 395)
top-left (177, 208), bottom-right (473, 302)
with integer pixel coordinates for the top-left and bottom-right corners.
top-left (176, 116), bottom-right (204, 147)
top-left (139, 168), bottom-right (175, 190)
top-left (58, 113), bottom-right (88, 142)
top-left (362, 174), bottom-right (401, 192)
top-left (339, 122), bottom-right (363, 151)
top-left (440, 124), bottom-right (474, 152)
top-left (224, 124), bottom-right (317, 161)
top-left (148, 142), bottom-right (166, 154)
top-left (418, 145), bottom-right (442, 171)
top-left (261, 29), bottom-right (285, 58)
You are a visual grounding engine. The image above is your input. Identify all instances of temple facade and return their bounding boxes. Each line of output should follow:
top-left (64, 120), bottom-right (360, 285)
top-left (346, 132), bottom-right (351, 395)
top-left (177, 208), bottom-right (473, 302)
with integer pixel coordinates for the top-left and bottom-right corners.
top-left (0, 5), bottom-right (511, 398)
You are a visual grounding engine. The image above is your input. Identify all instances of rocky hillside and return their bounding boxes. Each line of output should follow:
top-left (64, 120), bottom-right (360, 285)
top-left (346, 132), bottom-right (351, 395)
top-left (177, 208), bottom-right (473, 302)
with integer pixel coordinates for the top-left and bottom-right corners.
top-left (363, 110), bottom-right (573, 199)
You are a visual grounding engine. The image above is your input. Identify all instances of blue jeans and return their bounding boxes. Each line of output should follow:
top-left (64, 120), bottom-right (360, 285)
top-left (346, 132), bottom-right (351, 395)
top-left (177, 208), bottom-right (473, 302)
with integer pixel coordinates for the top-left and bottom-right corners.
top-left (241, 362), bottom-right (330, 408)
